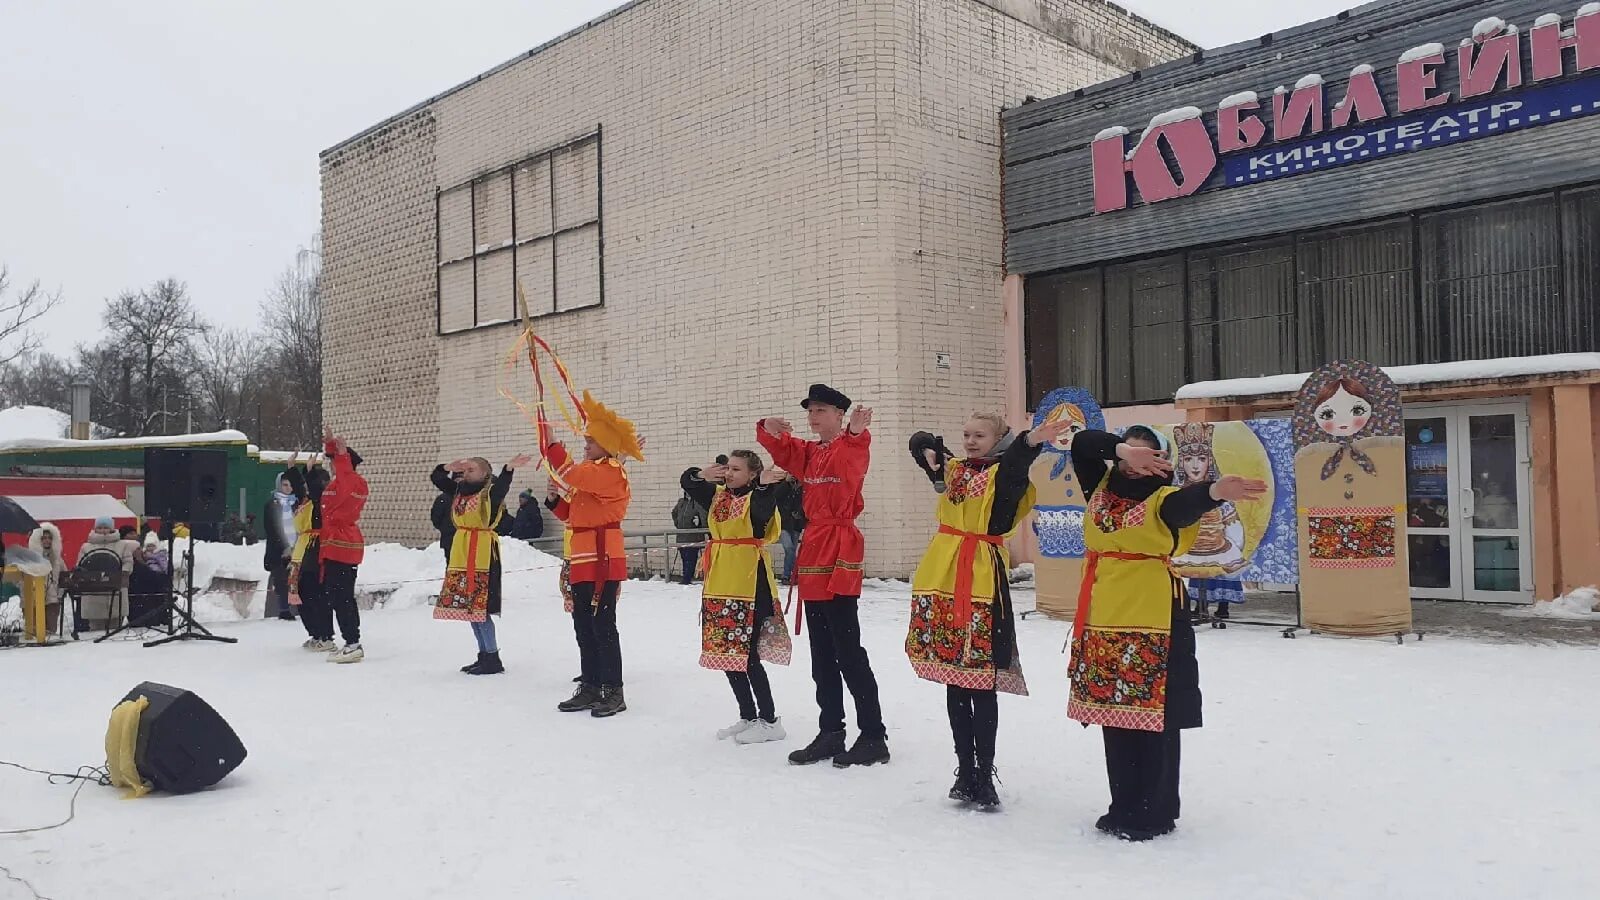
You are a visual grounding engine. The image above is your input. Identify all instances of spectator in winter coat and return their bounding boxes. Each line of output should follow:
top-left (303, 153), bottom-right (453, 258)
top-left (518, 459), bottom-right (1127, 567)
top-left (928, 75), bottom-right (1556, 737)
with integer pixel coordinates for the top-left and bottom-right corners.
top-left (778, 475), bottom-right (805, 585)
top-left (263, 472), bottom-right (298, 620)
top-left (77, 518), bottom-right (133, 631)
top-left (510, 490), bottom-right (546, 541)
top-left (26, 523), bottom-right (65, 635)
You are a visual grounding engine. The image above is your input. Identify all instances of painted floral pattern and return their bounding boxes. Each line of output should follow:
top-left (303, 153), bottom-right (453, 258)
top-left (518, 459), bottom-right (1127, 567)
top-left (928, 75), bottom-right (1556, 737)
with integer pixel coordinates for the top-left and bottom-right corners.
top-left (1033, 506), bottom-right (1087, 559)
top-left (1088, 488), bottom-right (1149, 534)
top-left (905, 592), bottom-right (1026, 694)
top-left (1068, 628), bottom-right (1170, 730)
top-left (435, 570), bottom-right (489, 622)
top-left (944, 462), bottom-right (993, 504)
top-left (1307, 511), bottom-right (1397, 566)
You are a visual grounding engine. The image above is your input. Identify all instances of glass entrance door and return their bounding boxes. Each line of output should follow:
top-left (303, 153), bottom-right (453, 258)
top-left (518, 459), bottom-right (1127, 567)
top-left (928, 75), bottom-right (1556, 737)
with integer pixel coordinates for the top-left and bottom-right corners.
top-left (1403, 402), bottom-right (1533, 602)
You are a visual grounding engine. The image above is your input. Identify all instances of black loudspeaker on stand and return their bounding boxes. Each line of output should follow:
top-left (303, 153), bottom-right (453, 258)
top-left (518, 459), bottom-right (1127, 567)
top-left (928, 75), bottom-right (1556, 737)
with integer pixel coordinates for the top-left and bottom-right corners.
top-left (98, 449), bottom-right (237, 648)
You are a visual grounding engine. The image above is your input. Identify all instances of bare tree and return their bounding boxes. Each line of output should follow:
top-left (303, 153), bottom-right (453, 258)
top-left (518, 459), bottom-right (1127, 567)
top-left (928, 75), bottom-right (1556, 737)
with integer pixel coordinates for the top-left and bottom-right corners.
top-left (259, 239), bottom-right (322, 446)
top-left (0, 267), bottom-right (64, 368)
top-left (0, 350), bottom-right (73, 411)
top-left (90, 279), bottom-right (208, 436)
top-left (195, 328), bottom-right (262, 431)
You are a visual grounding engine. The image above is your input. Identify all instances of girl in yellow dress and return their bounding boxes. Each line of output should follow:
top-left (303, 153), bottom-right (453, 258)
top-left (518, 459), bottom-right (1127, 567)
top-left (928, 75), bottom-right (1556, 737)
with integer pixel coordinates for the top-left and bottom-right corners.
top-left (905, 412), bottom-right (1074, 808)
top-left (681, 451), bottom-right (795, 744)
top-left (1067, 426), bottom-right (1264, 841)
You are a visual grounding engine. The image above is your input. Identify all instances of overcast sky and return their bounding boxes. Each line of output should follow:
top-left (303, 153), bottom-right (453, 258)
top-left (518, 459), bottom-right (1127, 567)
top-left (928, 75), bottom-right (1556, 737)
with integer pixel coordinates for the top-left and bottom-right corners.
top-left (3, 0), bottom-right (1346, 357)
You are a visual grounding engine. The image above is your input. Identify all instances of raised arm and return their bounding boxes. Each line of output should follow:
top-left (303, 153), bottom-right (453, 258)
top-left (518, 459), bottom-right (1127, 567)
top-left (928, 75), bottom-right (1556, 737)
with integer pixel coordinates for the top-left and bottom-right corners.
top-left (1070, 430), bottom-right (1123, 499)
top-left (430, 464), bottom-right (454, 494)
top-left (756, 420), bottom-right (809, 474)
top-left (1160, 483), bottom-right (1223, 531)
top-left (489, 466), bottom-right (515, 510)
top-left (679, 467), bottom-right (717, 511)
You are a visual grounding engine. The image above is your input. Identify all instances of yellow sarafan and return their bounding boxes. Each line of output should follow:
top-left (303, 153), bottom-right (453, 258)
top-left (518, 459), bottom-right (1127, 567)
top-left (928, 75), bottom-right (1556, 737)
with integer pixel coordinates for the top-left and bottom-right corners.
top-left (911, 458), bottom-right (1036, 602)
top-left (703, 487), bottom-right (781, 602)
top-left (1082, 478), bottom-right (1200, 631)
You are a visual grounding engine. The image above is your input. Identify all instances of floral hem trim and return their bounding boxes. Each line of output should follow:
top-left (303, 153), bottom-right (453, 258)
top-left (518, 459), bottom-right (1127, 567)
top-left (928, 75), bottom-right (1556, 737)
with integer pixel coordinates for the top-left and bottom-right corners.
top-left (910, 660), bottom-right (1028, 696)
top-left (432, 605), bottom-right (487, 623)
top-left (1067, 699), bottom-right (1163, 732)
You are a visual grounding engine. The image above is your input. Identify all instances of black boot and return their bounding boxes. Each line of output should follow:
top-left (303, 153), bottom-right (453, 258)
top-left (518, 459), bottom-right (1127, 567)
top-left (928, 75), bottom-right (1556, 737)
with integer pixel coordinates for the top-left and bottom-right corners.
top-left (470, 651), bottom-right (504, 675)
top-left (970, 764), bottom-right (1001, 809)
top-left (832, 732), bottom-right (890, 768)
top-left (462, 652), bottom-right (487, 674)
top-left (558, 683), bottom-right (603, 712)
top-left (590, 685), bottom-right (627, 718)
top-left (787, 730), bottom-right (847, 766)
top-left (948, 761), bottom-right (977, 803)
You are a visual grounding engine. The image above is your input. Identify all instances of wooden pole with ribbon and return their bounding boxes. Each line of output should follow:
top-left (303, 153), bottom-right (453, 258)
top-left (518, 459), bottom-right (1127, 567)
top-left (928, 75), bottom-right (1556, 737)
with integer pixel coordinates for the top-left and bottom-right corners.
top-left (499, 280), bottom-right (589, 485)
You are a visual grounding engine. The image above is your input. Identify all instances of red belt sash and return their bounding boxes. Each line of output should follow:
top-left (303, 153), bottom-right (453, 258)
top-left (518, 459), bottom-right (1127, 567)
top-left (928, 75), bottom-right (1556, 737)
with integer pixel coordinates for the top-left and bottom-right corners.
top-left (786, 517), bottom-right (857, 634)
top-left (576, 522), bottom-right (622, 607)
top-left (938, 525), bottom-right (1004, 628)
top-left (457, 525), bottom-right (496, 599)
top-left (1073, 551), bottom-right (1171, 641)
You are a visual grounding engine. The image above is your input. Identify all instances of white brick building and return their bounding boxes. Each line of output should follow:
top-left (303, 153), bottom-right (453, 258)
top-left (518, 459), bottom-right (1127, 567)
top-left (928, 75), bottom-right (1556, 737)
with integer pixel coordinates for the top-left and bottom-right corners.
top-left (320, 0), bottom-right (1192, 574)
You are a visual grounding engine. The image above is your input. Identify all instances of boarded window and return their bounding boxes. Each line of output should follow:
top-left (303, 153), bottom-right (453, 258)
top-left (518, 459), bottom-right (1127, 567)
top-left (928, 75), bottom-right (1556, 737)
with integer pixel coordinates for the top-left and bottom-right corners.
top-left (436, 129), bottom-right (603, 334)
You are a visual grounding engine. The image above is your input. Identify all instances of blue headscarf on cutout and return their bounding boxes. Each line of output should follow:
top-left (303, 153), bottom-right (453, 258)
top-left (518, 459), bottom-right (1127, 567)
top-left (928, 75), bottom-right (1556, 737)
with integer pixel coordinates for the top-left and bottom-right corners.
top-left (1032, 387), bottom-right (1106, 481)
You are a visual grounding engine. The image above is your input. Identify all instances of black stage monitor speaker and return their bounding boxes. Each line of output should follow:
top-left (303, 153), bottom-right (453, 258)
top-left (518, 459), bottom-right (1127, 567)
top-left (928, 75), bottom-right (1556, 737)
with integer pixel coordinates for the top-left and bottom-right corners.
top-left (144, 448), bottom-right (228, 524)
top-left (119, 682), bottom-right (246, 793)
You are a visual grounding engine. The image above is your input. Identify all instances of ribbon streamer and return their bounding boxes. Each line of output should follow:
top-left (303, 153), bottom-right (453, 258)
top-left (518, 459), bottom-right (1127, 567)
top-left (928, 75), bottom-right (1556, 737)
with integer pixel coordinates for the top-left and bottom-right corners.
top-left (496, 280), bottom-right (590, 484)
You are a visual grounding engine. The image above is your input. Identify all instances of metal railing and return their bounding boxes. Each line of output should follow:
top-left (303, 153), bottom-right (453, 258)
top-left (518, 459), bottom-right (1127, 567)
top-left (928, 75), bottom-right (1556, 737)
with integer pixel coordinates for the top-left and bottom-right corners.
top-left (521, 527), bottom-right (721, 580)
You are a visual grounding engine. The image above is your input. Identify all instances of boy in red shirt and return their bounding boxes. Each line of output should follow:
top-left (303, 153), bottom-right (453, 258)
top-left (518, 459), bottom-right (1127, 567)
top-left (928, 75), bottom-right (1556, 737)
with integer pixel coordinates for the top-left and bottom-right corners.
top-left (319, 426), bottom-right (369, 664)
top-left (757, 384), bottom-right (887, 767)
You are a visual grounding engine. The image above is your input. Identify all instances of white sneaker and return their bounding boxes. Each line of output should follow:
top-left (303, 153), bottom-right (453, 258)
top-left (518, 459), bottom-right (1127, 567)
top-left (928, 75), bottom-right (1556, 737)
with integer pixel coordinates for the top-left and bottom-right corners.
top-left (717, 719), bottom-right (757, 740)
top-left (305, 639), bottom-right (337, 652)
top-left (328, 643), bottom-right (364, 664)
top-left (734, 718), bottom-right (787, 745)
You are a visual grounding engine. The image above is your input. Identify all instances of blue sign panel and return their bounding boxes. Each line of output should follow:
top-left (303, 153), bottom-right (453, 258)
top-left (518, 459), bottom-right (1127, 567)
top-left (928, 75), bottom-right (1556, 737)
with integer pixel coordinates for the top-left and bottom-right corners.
top-left (1222, 72), bottom-right (1600, 188)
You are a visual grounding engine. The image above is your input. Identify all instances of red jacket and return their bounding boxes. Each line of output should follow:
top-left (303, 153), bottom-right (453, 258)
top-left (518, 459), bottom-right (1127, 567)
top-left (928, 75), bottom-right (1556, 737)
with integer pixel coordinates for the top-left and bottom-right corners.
top-left (756, 422), bottom-right (869, 601)
top-left (318, 440), bottom-right (368, 567)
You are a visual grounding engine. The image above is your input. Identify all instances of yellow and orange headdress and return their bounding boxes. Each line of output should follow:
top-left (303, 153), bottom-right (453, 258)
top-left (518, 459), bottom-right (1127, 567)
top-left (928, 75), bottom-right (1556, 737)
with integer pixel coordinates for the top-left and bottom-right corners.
top-left (580, 390), bottom-right (644, 462)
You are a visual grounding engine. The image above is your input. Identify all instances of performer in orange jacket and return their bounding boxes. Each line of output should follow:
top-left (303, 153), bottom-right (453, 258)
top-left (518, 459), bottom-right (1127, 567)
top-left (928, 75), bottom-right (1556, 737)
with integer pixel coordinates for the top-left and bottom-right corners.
top-left (757, 384), bottom-right (887, 767)
top-left (544, 391), bottom-right (643, 719)
top-left (318, 426), bottom-right (369, 664)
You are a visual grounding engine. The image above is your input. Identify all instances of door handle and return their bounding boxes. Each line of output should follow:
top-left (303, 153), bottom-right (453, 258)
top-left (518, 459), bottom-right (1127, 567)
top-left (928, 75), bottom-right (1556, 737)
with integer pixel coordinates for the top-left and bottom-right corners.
top-left (1460, 487), bottom-right (1475, 520)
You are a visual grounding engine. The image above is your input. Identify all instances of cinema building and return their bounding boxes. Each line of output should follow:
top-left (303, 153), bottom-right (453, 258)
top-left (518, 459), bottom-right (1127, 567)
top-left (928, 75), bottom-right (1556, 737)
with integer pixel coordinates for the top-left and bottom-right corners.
top-left (1004, 0), bottom-right (1600, 602)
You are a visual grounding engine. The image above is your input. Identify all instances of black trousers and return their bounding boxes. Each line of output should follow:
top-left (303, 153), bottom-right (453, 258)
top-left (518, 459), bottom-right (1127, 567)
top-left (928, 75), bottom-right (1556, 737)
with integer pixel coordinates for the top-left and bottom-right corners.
top-left (266, 561), bottom-right (294, 619)
top-left (570, 581), bottom-right (623, 688)
top-left (297, 556), bottom-right (328, 640)
top-left (805, 596), bottom-right (885, 738)
top-left (947, 686), bottom-right (998, 767)
top-left (678, 547), bottom-right (701, 585)
top-left (726, 573), bottom-right (776, 722)
top-left (306, 561), bottom-right (362, 645)
top-left (1101, 726), bottom-right (1182, 829)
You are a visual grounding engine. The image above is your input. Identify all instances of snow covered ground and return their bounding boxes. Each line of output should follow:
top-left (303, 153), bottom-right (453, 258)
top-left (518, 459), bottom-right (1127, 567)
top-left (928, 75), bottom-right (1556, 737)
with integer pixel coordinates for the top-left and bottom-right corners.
top-left (3, 546), bottom-right (1600, 900)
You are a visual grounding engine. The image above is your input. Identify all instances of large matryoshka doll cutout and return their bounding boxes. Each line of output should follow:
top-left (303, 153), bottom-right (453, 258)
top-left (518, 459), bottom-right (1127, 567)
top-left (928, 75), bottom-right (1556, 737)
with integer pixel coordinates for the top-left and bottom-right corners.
top-left (1165, 421), bottom-right (1275, 580)
top-left (1293, 360), bottom-right (1412, 636)
top-left (1029, 387), bottom-right (1104, 619)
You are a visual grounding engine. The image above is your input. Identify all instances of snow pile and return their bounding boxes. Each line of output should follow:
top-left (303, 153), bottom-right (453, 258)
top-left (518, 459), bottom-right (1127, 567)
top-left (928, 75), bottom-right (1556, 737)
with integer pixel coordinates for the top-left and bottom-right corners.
top-left (1506, 587), bottom-right (1600, 620)
top-left (1093, 125), bottom-right (1129, 142)
top-left (1399, 42), bottom-right (1445, 64)
top-left (1294, 73), bottom-right (1324, 90)
top-left (1473, 16), bottom-right (1508, 40)
top-left (1582, 3), bottom-right (1600, 18)
top-left (1350, 63), bottom-right (1375, 76)
top-left (1177, 353), bottom-right (1600, 401)
top-left (171, 538), bottom-right (562, 623)
top-left (1126, 106), bottom-right (1202, 159)
top-left (1218, 90), bottom-right (1257, 110)
top-left (1535, 13), bottom-right (1563, 28)
top-left (0, 405), bottom-right (71, 440)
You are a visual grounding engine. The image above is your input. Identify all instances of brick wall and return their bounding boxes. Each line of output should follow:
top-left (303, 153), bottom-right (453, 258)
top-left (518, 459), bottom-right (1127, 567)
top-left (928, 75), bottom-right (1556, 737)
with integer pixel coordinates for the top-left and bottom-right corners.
top-left (320, 111), bottom-right (439, 542)
top-left (319, 0), bottom-right (1191, 573)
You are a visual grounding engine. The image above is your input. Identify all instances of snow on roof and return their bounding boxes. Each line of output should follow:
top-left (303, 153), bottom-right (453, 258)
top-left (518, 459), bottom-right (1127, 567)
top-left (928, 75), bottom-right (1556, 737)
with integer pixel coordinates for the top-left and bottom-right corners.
top-left (0, 429), bottom-right (249, 454)
top-left (256, 450), bottom-right (325, 464)
top-left (8, 494), bottom-right (136, 523)
top-left (1400, 43), bottom-right (1445, 64)
top-left (1175, 353), bottom-right (1600, 402)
